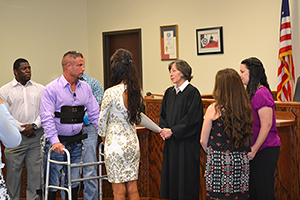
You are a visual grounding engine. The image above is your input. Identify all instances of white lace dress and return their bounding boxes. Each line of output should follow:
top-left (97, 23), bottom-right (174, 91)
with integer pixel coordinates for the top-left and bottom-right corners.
top-left (98, 84), bottom-right (140, 183)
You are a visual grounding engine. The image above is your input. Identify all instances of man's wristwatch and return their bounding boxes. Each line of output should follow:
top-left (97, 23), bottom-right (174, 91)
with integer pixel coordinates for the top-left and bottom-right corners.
top-left (32, 123), bottom-right (38, 130)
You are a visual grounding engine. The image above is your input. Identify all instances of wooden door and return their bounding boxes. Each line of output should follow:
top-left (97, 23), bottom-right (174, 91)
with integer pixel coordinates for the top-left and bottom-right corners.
top-left (103, 29), bottom-right (142, 90)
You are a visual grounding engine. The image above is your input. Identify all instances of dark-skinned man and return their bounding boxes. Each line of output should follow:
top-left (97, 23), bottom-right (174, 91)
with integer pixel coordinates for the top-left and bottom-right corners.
top-left (0, 58), bottom-right (44, 200)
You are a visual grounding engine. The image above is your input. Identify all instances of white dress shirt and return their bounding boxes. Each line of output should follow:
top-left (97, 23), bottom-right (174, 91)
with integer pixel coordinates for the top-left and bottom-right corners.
top-left (174, 80), bottom-right (189, 94)
top-left (0, 78), bottom-right (44, 131)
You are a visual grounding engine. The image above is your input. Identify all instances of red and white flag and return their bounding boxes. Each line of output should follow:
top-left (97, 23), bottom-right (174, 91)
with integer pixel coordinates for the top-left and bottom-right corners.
top-left (277, 0), bottom-right (295, 101)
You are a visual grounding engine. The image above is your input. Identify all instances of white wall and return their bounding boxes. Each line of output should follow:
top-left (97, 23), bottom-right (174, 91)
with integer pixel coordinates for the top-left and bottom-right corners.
top-left (0, 0), bottom-right (299, 96)
top-left (87, 0), bottom-right (300, 95)
top-left (0, 0), bottom-right (88, 86)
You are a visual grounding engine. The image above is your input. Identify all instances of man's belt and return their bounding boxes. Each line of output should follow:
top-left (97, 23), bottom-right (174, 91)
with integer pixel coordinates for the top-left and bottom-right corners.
top-left (58, 130), bottom-right (88, 145)
top-left (54, 106), bottom-right (85, 124)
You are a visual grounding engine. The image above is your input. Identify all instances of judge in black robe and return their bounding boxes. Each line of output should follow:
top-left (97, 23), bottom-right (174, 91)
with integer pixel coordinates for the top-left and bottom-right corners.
top-left (159, 60), bottom-right (204, 200)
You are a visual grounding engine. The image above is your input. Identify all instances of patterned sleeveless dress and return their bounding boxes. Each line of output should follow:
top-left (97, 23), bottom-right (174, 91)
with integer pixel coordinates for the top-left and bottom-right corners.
top-left (205, 117), bottom-right (250, 200)
top-left (98, 84), bottom-right (140, 183)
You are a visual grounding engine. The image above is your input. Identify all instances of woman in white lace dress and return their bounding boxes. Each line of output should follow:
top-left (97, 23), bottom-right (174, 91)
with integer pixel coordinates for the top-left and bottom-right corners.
top-left (99, 49), bottom-right (143, 200)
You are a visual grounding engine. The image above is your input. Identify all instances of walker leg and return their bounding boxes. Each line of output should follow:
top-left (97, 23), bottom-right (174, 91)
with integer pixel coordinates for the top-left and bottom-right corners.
top-left (67, 149), bottom-right (72, 200)
top-left (44, 141), bottom-right (108, 200)
top-left (39, 135), bottom-right (46, 200)
top-left (44, 147), bottom-right (52, 200)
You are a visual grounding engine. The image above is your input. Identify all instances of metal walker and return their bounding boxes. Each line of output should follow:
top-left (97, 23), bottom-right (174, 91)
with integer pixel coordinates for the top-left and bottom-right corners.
top-left (41, 135), bottom-right (107, 200)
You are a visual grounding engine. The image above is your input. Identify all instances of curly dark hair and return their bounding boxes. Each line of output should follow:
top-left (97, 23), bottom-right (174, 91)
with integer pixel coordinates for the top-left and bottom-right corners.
top-left (241, 57), bottom-right (271, 100)
top-left (109, 48), bottom-right (143, 125)
top-left (213, 68), bottom-right (253, 149)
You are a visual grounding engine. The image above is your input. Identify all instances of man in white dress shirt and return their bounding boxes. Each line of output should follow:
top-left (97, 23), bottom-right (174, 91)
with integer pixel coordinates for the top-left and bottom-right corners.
top-left (0, 58), bottom-right (44, 200)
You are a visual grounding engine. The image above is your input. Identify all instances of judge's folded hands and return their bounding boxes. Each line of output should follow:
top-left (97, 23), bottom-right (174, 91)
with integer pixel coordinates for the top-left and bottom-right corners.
top-left (159, 128), bottom-right (173, 140)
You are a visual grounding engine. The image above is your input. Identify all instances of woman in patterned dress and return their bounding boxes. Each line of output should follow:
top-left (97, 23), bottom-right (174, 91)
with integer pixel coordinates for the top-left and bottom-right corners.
top-left (98, 49), bottom-right (143, 200)
top-left (200, 68), bottom-right (253, 200)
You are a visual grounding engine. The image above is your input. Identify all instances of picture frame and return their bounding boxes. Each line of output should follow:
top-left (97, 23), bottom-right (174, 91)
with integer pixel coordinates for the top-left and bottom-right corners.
top-left (160, 25), bottom-right (178, 60)
top-left (196, 26), bottom-right (223, 55)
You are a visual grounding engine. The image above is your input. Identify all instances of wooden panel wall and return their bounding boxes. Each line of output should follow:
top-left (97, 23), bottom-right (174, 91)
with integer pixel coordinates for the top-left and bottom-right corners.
top-left (274, 101), bottom-right (300, 199)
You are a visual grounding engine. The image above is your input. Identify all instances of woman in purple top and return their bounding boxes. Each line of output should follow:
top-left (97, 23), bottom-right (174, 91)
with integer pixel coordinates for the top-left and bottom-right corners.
top-left (240, 57), bottom-right (281, 200)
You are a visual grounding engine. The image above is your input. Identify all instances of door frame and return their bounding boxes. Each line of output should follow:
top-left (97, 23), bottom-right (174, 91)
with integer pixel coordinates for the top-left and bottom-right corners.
top-left (102, 29), bottom-right (142, 89)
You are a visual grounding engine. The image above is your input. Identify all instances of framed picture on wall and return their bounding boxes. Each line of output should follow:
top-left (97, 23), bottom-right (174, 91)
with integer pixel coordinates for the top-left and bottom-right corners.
top-left (160, 25), bottom-right (178, 60)
top-left (196, 26), bottom-right (223, 55)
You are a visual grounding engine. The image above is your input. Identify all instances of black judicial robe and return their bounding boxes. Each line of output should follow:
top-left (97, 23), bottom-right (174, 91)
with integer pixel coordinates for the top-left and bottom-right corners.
top-left (159, 84), bottom-right (204, 200)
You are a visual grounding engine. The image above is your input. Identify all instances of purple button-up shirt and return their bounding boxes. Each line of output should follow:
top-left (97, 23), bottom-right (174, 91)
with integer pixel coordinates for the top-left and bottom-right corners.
top-left (40, 75), bottom-right (99, 145)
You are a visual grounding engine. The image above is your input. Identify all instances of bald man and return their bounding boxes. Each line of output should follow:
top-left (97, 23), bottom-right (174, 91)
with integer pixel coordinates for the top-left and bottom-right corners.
top-left (40, 51), bottom-right (99, 200)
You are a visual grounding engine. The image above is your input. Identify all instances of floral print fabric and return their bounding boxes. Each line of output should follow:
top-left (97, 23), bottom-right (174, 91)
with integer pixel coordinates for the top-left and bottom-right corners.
top-left (205, 117), bottom-right (250, 200)
top-left (98, 85), bottom-right (140, 183)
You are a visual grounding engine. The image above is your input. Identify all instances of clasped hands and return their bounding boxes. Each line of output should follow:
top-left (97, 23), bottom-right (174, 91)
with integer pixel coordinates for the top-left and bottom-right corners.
top-left (159, 128), bottom-right (172, 140)
top-left (20, 124), bottom-right (36, 138)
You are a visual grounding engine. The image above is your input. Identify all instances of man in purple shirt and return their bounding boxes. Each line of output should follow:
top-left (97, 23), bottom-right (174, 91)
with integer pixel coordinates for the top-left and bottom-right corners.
top-left (40, 51), bottom-right (99, 200)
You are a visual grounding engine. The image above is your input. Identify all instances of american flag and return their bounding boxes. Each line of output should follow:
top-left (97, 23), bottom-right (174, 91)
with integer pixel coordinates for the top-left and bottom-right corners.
top-left (277, 0), bottom-right (295, 101)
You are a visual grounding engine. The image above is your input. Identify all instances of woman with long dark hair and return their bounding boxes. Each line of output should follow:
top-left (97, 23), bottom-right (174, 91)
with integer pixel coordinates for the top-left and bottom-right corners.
top-left (240, 57), bottom-right (280, 200)
top-left (201, 68), bottom-right (253, 200)
top-left (98, 49), bottom-right (143, 200)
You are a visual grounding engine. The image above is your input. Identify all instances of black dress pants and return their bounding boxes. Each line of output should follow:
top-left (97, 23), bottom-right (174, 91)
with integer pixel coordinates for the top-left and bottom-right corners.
top-left (249, 146), bottom-right (280, 200)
